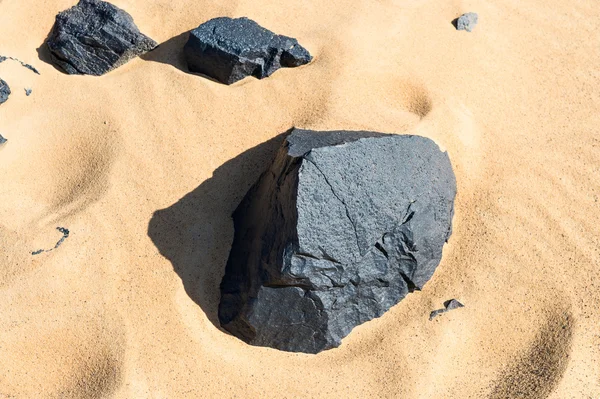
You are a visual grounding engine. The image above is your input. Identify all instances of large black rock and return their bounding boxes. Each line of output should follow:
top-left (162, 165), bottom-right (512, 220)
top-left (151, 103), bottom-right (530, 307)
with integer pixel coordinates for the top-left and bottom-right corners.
top-left (46, 0), bottom-right (157, 75)
top-left (219, 129), bottom-right (457, 353)
top-left (184, 17), bottom-right (312, 85)
top-left (0, 79), bottom-right (10, 105)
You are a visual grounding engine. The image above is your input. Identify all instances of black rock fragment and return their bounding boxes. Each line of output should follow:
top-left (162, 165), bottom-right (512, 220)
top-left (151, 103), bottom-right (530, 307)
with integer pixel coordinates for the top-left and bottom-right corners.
top-left (46, 0), bottom-right (157, 75)
top-left (429, 299), bottom-right (464, 320)
top-left (0, 56), bottom-right (40, 75)
top-left (0, 79), bottom-right (10, 105)
top-left (219, 128), bottom-right (457, 353)
top-left (31, 227), bottom-right (70, 255)
top-left (25, 88), bottom-right (32, 96)
top-left (456, 12), bottom-right (478, 32)
top-left (0, 134), bottom-right (6, 145)
top-left (184, 17), bottom-right (312, 85)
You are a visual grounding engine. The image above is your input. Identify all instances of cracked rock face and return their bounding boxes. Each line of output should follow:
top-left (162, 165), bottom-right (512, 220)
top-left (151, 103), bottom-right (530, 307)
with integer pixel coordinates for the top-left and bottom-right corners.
top-left (184, 17), bottom-right (312, 85)
top-left (0, 79), bottom-right (10, 105)
top-left (46, 0), bottom-right (157, 75)
top-left (219, 128), bottom-right (457, 353)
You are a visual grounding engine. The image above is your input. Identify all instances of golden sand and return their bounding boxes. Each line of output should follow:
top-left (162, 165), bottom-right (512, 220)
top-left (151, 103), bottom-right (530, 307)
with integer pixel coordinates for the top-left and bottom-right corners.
top-left (0, 0), bottom-right (599, 397)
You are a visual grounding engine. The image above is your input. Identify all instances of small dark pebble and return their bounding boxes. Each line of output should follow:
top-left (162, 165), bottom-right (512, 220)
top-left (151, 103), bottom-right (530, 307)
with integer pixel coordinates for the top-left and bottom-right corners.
top-left (429, 299), bottom-right (464, 320)
top-left (0, 134), bottom-right (6, 145)
top-left (25, 88), bottom-right (32, 96)
top-left (456, 12), bottom-right (478, 32)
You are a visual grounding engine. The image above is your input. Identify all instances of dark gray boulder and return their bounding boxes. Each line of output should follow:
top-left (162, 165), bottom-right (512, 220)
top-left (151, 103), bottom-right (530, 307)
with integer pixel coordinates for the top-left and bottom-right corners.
top-left (0, 79), bottom-right (10, 105)
top-left (0, 134), bottom-right (6, 145)
top-left (219, 128), bottom-right (457, 353)
top-left (184, 17), bottom-right (312, 85)
top-left (46, 0), bottom-right (157, 75)
top-left (456, 12), bottom-right (478, 32)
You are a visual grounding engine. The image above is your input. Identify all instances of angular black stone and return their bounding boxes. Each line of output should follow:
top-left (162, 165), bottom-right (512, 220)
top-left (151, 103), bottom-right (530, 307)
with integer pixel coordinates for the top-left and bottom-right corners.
top-left (184, 17), bottom-right (312, 85)
top-left (219, 128), bottom-right (457, 353)
top-left (429, 299), bottom-right (464, 320)
top-left (0, 79), bottom-right (10, 105)
top-left (46, 0), bottom-right (157, 75)
top-left (0, 134), bottom-right (6, 145)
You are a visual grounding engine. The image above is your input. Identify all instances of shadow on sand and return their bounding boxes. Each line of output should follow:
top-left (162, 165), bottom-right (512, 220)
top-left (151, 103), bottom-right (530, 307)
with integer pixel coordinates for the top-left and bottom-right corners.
top-left (140, 31), bottom-right (190, 73)
top-left (147, 133), bottom-right (286, 329)
top-left (141, 31), bottom-right (223, 83)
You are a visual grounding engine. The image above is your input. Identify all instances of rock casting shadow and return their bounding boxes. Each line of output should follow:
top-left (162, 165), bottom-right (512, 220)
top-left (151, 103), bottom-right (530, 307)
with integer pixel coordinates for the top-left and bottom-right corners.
top-left (147, 133), bottom-right (286, 329)
top-left (141, 31), bottom-right (221, 83)
top-left (141, 31), bottom-right (189, 73)
top-left (36, 31), bottom-right (63, 73)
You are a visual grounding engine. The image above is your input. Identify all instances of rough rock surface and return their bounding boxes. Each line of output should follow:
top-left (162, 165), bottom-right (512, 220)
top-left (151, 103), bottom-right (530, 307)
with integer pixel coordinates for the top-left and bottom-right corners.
top-left (219, 128), bottom-right (457, 353)
top-left (46, 0), bottom-right (157, 75)
top-left (184, 17), bottom-right (312, 85)
top-left (456, 12), bottom-right (479, 32)
top-left (429, 299), bottom-right (464, 320)
top-left (0, 79), bottom-right (10, 105)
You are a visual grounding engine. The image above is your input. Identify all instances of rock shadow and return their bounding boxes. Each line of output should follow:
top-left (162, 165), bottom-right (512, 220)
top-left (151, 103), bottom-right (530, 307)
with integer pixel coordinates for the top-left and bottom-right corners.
top-left (141, 31), bottom-right (222, 83)
top-left (147, 133), bottom-right (286, 329)
top-left (36, 30), bottom-right (62, 73)
top-left (140, 31), bottom-right (189, 73)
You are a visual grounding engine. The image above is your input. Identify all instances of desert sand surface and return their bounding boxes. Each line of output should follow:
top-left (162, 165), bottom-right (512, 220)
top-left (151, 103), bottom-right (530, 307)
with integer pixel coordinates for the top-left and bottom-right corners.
top-left (1, 0), bottom-right (599, 397)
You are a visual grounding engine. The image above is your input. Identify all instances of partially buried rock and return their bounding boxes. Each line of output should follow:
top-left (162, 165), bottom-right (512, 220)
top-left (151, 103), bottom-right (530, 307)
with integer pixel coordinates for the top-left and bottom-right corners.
top-left (184, 17), bottom-right (312, 85)
top-left (456, 12), bottom-right (478, 32)
top-left (429, 299), bottom-right (464, 320)
top-left (219, 128), bottom-right (457, 353)
top-left (46, 0), bottom-right (157, 75)
top-left (0, 79), bottom-right (10, 105)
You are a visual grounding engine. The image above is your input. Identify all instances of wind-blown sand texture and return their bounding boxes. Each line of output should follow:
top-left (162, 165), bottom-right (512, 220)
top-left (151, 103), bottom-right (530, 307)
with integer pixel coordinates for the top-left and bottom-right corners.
top-left (0, 0), bottom-right (599, 397)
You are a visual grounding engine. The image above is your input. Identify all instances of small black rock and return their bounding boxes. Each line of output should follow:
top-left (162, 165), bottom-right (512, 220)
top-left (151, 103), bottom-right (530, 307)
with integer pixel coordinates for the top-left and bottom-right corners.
top-left (0, 79), bottom-right (10, 105)
top-left (184, 17), bottom-right (312, 85)
top-left (46, 0), bottom-right (157, 75)
top-left (456, 12), bottom-right (478, 32)
top-left (0, 134), bottom-right (6, 145)
top-left (429, 299), bottom-right (464, 320)
top-left (219, 128), bottom-right (457, 353)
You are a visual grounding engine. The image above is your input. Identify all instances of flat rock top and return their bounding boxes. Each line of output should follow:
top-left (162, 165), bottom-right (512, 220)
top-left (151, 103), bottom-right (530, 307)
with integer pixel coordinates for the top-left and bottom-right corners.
top-left (53, 0), bottom-right (141, 37)
top-left (293, 131), bottom-right (456, 282)
top-left (286, 129), bottom-right (390, 157)
top-left (190, 17), bottom-right (296, 54)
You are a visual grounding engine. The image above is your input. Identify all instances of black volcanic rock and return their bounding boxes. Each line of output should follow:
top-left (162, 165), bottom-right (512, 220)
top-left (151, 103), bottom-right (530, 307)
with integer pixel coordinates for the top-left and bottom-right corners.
top-left (184, 17), bottom-right (312, 85)
top-left (46, 0), bottom-right (157, 75)
top-left (219, 128), bottom-right (457, 353)
top-left (0, 134), bottom-right (6, 145)
top-left (0, 79), bottom-right (10, 105)
top-left (429, 299), bottom-right (464, 320)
